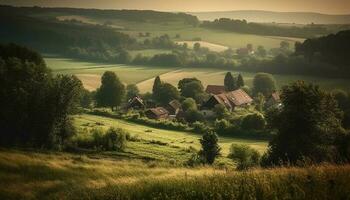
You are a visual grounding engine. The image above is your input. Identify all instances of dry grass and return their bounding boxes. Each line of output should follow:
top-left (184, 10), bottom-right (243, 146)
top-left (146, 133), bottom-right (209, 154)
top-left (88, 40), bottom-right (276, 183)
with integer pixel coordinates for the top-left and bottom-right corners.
top-left (1, 149), bottom-right (350, 200)
top-left (176, 40), bottom-right (229, 52)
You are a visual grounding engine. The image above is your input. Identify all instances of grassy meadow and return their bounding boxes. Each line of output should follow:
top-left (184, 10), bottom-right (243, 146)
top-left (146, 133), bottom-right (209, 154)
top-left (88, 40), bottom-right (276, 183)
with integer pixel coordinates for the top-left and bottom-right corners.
top-left (53, 15), bottom-right (304, 50)
top-left (1, 149), bottom-right (349, 200)
top-left (73, 114), bottom-right (268, 162)
top-left (45, 56), bottom-right (350, 92)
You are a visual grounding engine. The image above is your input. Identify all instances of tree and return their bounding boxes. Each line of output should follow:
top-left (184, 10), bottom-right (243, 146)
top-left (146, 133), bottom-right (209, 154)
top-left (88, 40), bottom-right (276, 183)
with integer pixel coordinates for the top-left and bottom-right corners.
top-left (96, 71), bottom-right (125, 111)
top-left (332, 90), bottom-right (350, 129)
top-left (237, 74), bottom-right (244, 88)
top-left (126, 84), bottom-right (140, 100)
top-left (182, 98), bottom-right (197, 112)
top-left (0, 44), bottom-right (82, 148)
top-left (241, 113), bottom-right (266, 131)
top-left (178, 78), bottom-right (204, 102)
top-left (193, 42), bottom-right (201, 51)
top-left (80, 89), bottom-right (93, 109)
top-left (154, 83), bottom-right (180, 105)
top-left (257, 45), bottom-right (267, 57)
top-left (224, 72), bottom-right (236, 91)
top-left (152, 76), bottom-right (162, 95)
top-left (199, 131), bottom-right (221, 164)
top-left (228, 144), bottom-right (260, 170)
top-left (265, 81), bottom-right (346, 165)
top-left (252, 73), bottom-right (276, 96)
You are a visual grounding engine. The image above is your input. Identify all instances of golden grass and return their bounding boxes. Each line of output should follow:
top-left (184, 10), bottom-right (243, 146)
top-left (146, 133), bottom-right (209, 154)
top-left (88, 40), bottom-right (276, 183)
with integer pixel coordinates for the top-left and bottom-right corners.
top-left (176, 40), bottom-right (229, 52)
top-left (1, 149), bottom-right (350, 200)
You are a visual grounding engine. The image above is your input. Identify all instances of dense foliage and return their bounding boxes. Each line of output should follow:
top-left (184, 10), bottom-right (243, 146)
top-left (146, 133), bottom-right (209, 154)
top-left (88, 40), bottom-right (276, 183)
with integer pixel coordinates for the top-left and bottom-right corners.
top-left (0, 44), bottom-right (82, 148)
top-left (265, 81), bottom-right (348, 165)
top-left (96, 71), bottom-right (125, 110)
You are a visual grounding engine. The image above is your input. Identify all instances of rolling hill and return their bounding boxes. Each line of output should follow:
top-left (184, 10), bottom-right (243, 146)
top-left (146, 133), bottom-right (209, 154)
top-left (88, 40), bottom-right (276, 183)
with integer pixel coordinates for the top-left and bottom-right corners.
top-left (189, 10), bottom-right (350, 24)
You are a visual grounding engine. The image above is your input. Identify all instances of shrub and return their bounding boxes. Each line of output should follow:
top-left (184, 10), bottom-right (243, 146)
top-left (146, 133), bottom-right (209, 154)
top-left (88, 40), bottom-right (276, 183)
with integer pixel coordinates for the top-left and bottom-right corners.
top-left (73, 127), bottom-right (128, 151)
top-left (186, 153), bottom-right (205, 167)
top-left (185, 108), bottom-right (204, 123)
top-left (199, 131), bottom-right (221, 164)
top-left (192, 121), bottom-right (209, 134)
top-left (213, 119), bottom-right (231, 133)
top-left (241, 113), bottom-right (266, 131)
top-left (228, 144), bottom-right (261, 170)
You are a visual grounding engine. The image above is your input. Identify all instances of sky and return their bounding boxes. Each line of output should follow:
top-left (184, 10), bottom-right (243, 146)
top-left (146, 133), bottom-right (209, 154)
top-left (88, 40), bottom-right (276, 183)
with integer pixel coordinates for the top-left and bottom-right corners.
top-left (1, 0), bottom-right (350, 14)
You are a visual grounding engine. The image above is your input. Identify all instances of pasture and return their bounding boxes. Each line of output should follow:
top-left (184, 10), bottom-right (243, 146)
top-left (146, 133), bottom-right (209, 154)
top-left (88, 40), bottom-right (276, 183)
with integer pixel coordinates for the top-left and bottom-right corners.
top-left (73, 114), bottom-right (268, 160)
top-left (53, 13), bottom-right (304, 50)
top-left (137, 68), bottom-right (350, 92)
top-left (44, 57), bottom-right (175, 91)
top-left (45, 56), bottom-right (350, 92)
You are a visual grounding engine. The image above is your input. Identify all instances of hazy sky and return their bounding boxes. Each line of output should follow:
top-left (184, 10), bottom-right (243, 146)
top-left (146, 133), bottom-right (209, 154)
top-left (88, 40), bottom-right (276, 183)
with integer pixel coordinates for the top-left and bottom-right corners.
top-left (1, 0), bottom-right (350, 14)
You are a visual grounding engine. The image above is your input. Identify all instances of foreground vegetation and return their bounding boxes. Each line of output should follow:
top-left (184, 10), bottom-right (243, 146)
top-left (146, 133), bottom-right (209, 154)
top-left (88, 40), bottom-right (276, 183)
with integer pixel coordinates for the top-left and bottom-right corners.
top-left (1, 149), bottom-right (350, 200)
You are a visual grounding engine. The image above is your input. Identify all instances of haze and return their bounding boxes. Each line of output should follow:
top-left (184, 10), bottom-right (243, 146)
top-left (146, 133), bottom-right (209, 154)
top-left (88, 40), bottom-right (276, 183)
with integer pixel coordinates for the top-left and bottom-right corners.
top-left (1, 0), bottom-right (350, 14)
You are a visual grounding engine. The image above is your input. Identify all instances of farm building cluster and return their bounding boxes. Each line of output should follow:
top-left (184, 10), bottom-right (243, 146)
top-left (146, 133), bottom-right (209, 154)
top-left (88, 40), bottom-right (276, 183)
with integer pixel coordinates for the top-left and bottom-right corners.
top-left (126, 85), bottom-right (281, 120)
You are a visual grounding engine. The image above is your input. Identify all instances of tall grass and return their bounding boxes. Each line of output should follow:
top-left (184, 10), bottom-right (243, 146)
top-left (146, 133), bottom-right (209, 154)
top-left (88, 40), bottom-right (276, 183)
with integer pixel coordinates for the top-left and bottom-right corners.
top-left (1, 150), bottom-right (350, 200)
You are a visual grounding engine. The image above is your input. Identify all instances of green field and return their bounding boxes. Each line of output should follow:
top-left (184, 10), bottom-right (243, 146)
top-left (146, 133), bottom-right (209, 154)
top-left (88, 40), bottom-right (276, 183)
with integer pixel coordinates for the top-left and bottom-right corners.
top-left (137, 68), bottom-right (350, 92)
top-left (54, 15), bottom-right (304, 50)
top-left (74, 114), bottom-right (268, 162)
top-left (45, 57), bottom-right (176, 90)
top-left (45, 56), bottom-right (350, 92)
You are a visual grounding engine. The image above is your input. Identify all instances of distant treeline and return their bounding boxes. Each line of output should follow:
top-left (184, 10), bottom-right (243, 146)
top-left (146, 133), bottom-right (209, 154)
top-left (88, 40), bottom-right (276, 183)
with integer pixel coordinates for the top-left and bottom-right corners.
top-left (0, 13), bottom-right (138, 62)
top-left (0, 5), bottom-right (199, 25)
top-left (201, 18), bottom-right (347, 38)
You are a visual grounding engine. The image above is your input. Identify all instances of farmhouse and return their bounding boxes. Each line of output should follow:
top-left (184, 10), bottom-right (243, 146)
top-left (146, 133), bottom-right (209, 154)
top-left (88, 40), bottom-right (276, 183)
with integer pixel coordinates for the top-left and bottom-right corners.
top-left (202, 89), bottom-right (253, 111)
top-left (266, 91), bottom-right (281, 107)
top-left (205, 85), bottom-right (226, 95)
top-left (126, 96), bottom-right (145, 110)
top-left (145, 107), bottom-right (169, 119)
top-left (166, 99), bottom-right (182, 115)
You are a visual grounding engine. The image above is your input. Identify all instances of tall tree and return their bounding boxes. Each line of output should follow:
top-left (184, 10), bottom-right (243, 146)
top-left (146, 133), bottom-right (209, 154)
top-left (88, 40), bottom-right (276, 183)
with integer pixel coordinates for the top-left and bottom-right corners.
top-left (96, 71), bottom-right (125, 111)
top-left (0, 44), bottom-right (82, 147)
top-left (152, 76), bottom-right (161, 95)
top-left (178, 78), bottom-right (204, 102)
top-left (265, 81), bottom-right (345, 165)
top-left (237, 73), bottom-right (245, 88)
top-left (252, 73), bottom-right (276, 96)
top-left (199, 131), bottom-right (221, 164)
top-left (154, 83), bottom-right (180, 105)
top-left (224, 72), bottom-right (236, 91)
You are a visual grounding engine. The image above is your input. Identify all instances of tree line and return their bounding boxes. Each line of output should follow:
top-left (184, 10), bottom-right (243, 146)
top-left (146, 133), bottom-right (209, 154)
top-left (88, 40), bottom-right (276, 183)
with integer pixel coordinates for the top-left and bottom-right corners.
top-left (201, 18), bottom-right (341, 38)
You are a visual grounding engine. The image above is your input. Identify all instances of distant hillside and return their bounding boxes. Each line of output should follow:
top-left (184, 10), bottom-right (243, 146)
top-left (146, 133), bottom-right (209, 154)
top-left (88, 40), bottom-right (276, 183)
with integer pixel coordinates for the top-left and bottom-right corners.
top-left (0, 5), bottom-right (199, 25)
top-left (189, 10), bottom-right (350, 24)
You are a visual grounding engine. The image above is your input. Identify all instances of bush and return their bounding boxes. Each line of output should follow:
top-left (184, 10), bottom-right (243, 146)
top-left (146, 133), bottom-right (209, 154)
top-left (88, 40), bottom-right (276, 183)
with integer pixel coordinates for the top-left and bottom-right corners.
top-left (199, 131), bottom-right (221, 164)
top-left (241, 113), bottom-right (266, 131)
top-left (228, 144), bottom-right (261, 170)
top-left (192, 121), bottom-right (209, 134)
top-left (186, 153), bottom-right (205, 167)
top-left (73, 127), bottom-right (128, 151)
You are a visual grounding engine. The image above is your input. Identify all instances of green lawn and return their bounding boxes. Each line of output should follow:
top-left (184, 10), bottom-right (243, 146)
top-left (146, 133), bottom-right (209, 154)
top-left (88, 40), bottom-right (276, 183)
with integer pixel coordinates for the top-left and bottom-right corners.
top-left (73, 114), bottom-right (268, 163)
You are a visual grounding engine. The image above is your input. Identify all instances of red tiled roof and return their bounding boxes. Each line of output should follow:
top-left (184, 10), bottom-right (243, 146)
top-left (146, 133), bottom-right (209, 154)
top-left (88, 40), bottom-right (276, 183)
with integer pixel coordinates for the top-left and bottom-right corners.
top-left (211, 89), bottom-right (253, 109)
top-left (205, 85), bottom-right (226, 95)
